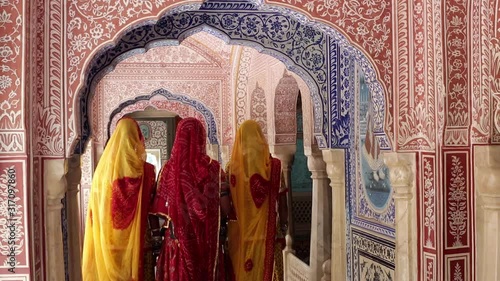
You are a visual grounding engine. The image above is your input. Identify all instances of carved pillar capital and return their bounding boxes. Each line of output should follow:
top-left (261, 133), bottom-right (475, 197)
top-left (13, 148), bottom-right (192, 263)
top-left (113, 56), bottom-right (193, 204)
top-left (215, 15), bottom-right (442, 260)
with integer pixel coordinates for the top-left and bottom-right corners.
top-left (322, 149), bottom-right (345, 187)
top-left (384, 152), bottom-right (414, 199)
top-left (44, 158), bottom-right (67, 208)
top-left (304, 146), bottom-right (326, 178)
top-left (270, 144), bottom-right (296, 168)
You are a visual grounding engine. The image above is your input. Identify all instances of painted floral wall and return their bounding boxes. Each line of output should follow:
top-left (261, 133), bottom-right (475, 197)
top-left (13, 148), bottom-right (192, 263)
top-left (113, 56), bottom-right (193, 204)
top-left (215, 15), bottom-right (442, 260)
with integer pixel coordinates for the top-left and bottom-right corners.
top-left (2, 0), bottom-right (500, 280)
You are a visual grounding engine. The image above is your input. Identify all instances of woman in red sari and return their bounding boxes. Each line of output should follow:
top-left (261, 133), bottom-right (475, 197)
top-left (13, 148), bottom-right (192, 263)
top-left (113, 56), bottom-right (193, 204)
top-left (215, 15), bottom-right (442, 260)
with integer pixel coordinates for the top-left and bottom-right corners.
top-left (82, 117), bottom-right (158, 281)
top-left (151, 117), bottom-right (228, 281)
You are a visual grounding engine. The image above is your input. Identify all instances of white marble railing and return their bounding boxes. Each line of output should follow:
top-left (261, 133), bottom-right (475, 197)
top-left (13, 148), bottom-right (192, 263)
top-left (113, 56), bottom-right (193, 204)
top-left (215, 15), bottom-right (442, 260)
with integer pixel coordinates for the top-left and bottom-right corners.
top-left (283, 234), bottom-right (311, 281)
top-left (286, 254), bottom-right (310, 281)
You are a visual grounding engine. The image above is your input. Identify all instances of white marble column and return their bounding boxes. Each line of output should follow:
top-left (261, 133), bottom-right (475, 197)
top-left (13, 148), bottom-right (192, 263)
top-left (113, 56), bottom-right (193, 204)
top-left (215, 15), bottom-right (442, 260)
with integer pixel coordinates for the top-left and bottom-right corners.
top-left (270, 144), bottom-right (296, 279)
top-left (65, 155), bottom-right (82, 281)
top-left (384, 152), bottom-right (417, 281)
top-left (475, 145), bottom-right (500, 281)
top-left (44, 158), bottom-right (67, 281)
top-left (270, 144), bottom-right (296, 234)
top-left (305, 146), bottom-right (331, 281)
top-left (322, 149), bottom-right (346, 281)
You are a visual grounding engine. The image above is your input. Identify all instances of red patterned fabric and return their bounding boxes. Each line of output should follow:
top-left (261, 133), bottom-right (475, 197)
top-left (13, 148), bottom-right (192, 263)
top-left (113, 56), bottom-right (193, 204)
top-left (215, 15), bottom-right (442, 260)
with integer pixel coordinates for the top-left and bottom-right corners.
top-left (152, 118), bottom-right (223, 281)
top-left (111, 177), bottom-right (142, 229)
top-left (262, 158), bottom-right (281, 281)
top-left (249, 173), bottom-right (270, 208)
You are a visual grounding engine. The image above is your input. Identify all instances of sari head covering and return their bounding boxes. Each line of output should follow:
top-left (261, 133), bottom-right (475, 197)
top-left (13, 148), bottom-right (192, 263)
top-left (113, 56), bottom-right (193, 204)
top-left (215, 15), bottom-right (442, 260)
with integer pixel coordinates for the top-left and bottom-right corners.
top-left (227, 120), bottom-right (281, 281)
top-left (152, 117), bottom-right (223, 281)
top-left (82, 117), bottom-right (156, 281)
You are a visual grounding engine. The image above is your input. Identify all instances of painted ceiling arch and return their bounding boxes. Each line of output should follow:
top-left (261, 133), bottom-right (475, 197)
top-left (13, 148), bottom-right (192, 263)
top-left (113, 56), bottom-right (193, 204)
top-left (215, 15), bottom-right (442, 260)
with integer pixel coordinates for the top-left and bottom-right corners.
top-left (72, 0), bottom-right (388, 155)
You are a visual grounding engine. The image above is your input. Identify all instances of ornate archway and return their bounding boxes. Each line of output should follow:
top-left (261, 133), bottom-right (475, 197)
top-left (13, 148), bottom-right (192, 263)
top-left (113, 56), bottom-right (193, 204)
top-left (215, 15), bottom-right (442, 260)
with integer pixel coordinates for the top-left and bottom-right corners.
top-left (71, 0), bottom-right (388, 155)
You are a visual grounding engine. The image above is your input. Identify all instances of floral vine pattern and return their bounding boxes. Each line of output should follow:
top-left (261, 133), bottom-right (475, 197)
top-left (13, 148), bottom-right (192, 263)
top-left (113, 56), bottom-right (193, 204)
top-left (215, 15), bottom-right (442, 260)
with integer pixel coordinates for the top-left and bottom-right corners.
top-left (444, 0), bottom-right (469, 146)
top-left (423, 156), bottom-right (435, 248)
top-left (0, 0), bottom-right (23, 153)
top-left (446, 155), bottom-right (468, 248)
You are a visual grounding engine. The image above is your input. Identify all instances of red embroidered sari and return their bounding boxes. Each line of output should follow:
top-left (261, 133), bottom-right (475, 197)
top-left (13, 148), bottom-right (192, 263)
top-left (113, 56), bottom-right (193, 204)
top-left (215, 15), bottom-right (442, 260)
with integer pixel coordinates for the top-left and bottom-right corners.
top-left (151, 117), bottom-right (224, 281)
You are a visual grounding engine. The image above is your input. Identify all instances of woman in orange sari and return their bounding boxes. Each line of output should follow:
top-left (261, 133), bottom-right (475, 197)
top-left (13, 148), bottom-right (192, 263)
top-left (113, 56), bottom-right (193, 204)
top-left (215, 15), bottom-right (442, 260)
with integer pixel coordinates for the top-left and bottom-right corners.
top-left (152, 117), bottom-right (228, 281)
top-left (226, 120), bottom-right (288, 281)
top-left (82, 117), bottom-right (158, 281)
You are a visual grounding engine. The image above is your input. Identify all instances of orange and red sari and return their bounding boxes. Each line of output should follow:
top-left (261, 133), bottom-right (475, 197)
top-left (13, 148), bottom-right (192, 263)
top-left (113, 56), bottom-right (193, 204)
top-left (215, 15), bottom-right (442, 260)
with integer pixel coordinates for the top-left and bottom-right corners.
top-left (226, 120), bottom-right (282, 281)
top-left (82, 117), bottom-right (157, 281)
top-left (151, 117), bottom-right (224, 281)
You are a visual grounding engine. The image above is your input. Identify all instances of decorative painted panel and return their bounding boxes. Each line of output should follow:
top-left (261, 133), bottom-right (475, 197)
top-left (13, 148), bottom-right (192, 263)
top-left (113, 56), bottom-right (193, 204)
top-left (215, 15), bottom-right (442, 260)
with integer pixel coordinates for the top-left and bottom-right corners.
top-left (250, 82), bottom-right (268, 134)
top-left (443, 150), bottom-right (473, 281)
top-left (418, 153), bottom-right (437, 281)
top-left (351, 228), bottom-right (395, 281)
top-left (274, 70), bottom-right (299, 144)
top-left (470, 0), bottom-right (489, 143)
top-left (0, 0), bottom-right (24, 134)
top-left (235, 47), bottom-right (252, 127)
top-left (33, 0), bottom-right (65, 156)
top-left (0, 0), bottom-right (24, 154)
top-left (491, 2), bottom-right (500, 143)
top-left (443, 0), bottom-right (469, 146)
top-left (350, 66), bottom-right (395, 238)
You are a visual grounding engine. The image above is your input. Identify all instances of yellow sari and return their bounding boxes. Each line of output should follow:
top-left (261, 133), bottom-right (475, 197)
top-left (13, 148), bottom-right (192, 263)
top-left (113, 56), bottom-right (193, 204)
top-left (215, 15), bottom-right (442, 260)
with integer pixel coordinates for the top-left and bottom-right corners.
top-left (82, 117), bottom-right (153, 281)
top-left (227, 120), bottom-right (282, 281)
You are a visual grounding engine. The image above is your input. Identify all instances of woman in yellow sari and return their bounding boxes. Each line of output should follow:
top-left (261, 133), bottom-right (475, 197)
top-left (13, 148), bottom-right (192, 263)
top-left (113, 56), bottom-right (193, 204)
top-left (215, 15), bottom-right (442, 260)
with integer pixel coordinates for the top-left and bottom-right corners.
top-left (82, 117), bottom-right (158, 281)
top-left (226, 120), bottom-right (288, 281)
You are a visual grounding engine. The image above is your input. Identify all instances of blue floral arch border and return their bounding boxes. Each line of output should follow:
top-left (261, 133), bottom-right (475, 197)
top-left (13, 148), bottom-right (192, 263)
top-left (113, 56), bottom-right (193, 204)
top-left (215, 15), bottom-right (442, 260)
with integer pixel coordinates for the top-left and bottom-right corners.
top-left (106, 88), bottom-right (220, 145)
top-left (73, 0), bottom-right (389, 154)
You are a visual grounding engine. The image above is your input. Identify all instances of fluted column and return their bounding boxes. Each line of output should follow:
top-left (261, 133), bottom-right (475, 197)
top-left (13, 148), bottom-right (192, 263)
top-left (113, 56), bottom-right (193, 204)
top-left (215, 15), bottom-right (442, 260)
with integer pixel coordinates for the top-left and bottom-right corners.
top-left (384, 152), bottom-right (416, 281)
top-left (44, 158), bottom-right (67, 281)
top-left (65, 155), bottom-right (82, 281)
top-left (321, 149), bottom-right (346, 281)
top-left (475, 145), bottom-right (500, 281)
top-left (305, 146), bottom-right (331, 281)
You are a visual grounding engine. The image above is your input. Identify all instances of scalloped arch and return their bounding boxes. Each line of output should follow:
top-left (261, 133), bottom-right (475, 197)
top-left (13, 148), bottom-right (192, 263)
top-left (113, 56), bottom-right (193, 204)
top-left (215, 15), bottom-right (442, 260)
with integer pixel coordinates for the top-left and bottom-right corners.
top-left (73, 0), bottom-right (388, 154)
top-left (107, 88), bottom-right (219, 144)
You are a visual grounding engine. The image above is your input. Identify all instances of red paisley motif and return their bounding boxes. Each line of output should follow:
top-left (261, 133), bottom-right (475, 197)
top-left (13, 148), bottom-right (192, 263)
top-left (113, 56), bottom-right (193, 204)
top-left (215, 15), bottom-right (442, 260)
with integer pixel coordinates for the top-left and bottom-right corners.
top-left (111, 176), bottom-right (142, 229)
top-left (244, 259), bottom-right (253, 272)
top-left (249, 173), bottom-right (269, 208)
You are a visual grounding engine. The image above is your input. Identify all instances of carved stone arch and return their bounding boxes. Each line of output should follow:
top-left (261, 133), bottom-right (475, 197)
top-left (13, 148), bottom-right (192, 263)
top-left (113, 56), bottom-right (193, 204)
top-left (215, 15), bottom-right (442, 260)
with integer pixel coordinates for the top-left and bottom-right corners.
top-left (106, 88), bottom-right (220, 145)
top-left (71, 0), bottom-right (389, 155)
top-left (274, 70), bottom-right (300, 144)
